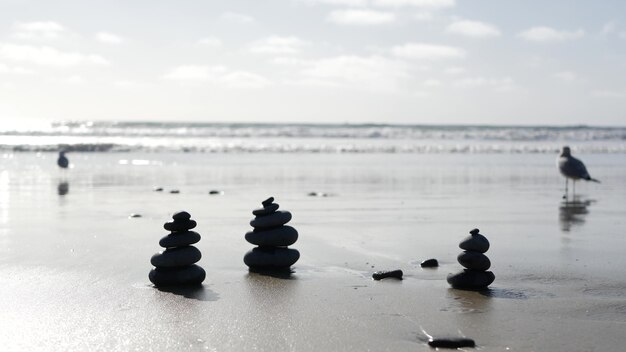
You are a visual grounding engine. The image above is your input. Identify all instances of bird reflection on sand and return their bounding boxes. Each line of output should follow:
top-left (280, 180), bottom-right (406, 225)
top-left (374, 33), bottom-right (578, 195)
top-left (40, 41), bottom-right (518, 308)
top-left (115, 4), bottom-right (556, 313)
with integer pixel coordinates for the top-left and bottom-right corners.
top-left (559, 197), bottom-right (593, 232)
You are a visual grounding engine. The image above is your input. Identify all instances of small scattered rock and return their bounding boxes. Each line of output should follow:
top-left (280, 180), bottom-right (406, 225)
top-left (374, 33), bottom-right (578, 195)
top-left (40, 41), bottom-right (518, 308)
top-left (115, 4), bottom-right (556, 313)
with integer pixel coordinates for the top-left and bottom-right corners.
top-left (153, 187), bottom-right (164, 192)
top-left (209, 190), bottom-right (222, 195)
top-left (372, 269), bottom-right (403, 280)
top-left (420, 258), bottom-right (439, 268)
top-left (169, 189), bottom-right (180, 194)
top-left (129, 213), bottom-right (142, 218)
top-left (428, 337), bottom-right (476, 349)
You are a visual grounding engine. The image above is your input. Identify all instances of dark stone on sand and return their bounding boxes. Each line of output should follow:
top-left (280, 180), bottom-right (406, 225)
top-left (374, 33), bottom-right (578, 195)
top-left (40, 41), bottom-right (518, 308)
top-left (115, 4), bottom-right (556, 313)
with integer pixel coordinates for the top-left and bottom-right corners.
top-left (149, 264), bottom-right (206, 286)
top-left (159, 231), bottom-right (201, 248)
top-left (458, 251), bottom-right (491, 271)
top-left (428, 337), bottom-right (476, 349)
top-left (459, 233), bottom-right (490, 253)
top-left (243, 247), bottom-right (300, 268)
top-left (447, 270), bottom-right (495, 289)
top-left (153, 187), bottom-right (163, 192)
top-left (172, 211), bottom-right (191, 221)
top-left (169, 189), bottom-right (180, 194)
top-left (252, 203), bottom-right (280, 216)
top-left (250, 211), bottom-right (292, 229)
top-left (129, 213), bottom-right (142, 218)
top-left (420, 258), bottom-right (439, 268)
top-left (262, 197), bottom-right (274, 206)
top-left (245, 226), bottom-right (298, 247)
top-left (164, 219), bottom-right (197, 232)
top-left (372, 269), bottom-right (403, 280)
top-left (209, 190), bottom-right (222, 195)
top-left (151, 246), bottom-right (202, 267)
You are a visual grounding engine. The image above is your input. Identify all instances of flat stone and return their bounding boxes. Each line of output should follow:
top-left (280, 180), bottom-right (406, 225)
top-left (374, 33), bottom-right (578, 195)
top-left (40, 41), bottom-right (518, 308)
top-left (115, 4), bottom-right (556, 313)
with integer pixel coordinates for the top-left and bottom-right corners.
top-left (252, 203), bottom-right (279, 216)
top-left (208, 190), bottom-right (222, 195)
top-left (428, 337), bottom-right (476, 349)
top-left (153, 187), bottom-right (163, 192)
top-left (250, 211), bottom-right (291, 229)
top-left (447, 270), bottom-right (495, 290)
top-left (458, 251), bottom-right (491, 271)
top-left (459, 233), bottom-right (490, 253)
top-left (245, 226), bottom-right (298, 246)
top-left (159, 231), bottom-right (201, 248)
top-left (151, 246), bottom-right (202, 267)
top-left (169, 190), bottom-right (180, 194)
top-left (372, 269), bottom-right (403, 280)
top-left (243, 247), bottom-right (300, 268)
top-left (129, 213), bottom-right (142, 218)
top-left (164, 219), bottom-right (197, 232)
top-left (420, 258), bottom-right (439, 268)
top-left (172, 211), bottom-right (191, 221)
top-left (261, 197), bottom-right (274, 206)
top-left (149, 264), bottom-right (206, 286)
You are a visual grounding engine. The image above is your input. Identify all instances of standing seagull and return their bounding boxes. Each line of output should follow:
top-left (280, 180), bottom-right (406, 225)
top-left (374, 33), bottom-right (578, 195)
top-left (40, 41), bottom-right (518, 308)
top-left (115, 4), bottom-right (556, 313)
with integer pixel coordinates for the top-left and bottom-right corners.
top-left (557, 146), bottom-right (599, 198)
top-left (57, 151), bottom-right (69, 169)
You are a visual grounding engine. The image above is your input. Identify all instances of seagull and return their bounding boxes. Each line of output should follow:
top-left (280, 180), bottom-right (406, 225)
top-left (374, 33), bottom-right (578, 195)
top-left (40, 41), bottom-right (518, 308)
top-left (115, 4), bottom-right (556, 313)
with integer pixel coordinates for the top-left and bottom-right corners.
top-left (57, 151), bottom-right (69, 169)
top-left (557, 146), bottom-right (599, 198)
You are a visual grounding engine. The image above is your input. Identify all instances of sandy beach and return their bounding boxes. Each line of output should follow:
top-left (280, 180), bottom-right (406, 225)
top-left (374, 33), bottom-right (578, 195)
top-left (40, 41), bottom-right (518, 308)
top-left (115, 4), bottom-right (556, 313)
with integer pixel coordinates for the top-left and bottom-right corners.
top-left (0, 152), bottom-right (625, 351)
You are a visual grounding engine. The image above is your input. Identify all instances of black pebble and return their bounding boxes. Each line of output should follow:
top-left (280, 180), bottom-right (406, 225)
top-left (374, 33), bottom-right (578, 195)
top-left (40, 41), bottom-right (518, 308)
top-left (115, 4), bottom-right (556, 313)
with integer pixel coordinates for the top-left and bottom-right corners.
top-left (420, 258), bottom-right (439, 268)
top-left (428, 337), bottom-right (475, 349)
top-left (372, 269), bottom-right (403, 280)
top-left (209, 190), bottom-right (221, 195)
top-left (262, 197), bottom-right (274, 206)
top-left (153, 187), bottom-right (163, 192)
top-left (129, 213), bottom-right (142, 218)
top-left (170, 190), bottom-right (180, 194)
top-left (172, 211), bottom-right (191, 221)
top-left (470, 228), bottom-right (480, 235)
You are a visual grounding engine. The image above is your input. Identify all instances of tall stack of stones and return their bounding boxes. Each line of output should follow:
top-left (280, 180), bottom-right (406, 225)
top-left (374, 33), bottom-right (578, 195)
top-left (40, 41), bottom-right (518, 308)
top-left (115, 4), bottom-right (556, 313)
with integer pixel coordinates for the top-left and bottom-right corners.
top-left (447, 228), bottom-right (495, 290)
top-left (244, 197), bottom-right (300, 270)
top-left (149, 211), bottom-right (206, 286)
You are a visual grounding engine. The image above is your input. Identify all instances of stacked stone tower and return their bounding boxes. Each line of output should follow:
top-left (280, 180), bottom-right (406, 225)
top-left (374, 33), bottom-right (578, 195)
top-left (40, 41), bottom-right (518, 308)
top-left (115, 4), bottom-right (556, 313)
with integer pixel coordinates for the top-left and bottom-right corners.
top-left (244, 197), bottom-right (300, 269)
top-left (149, 211), bottom-right (206, 286)
top-left (447, 228), bottom-right (495, 290)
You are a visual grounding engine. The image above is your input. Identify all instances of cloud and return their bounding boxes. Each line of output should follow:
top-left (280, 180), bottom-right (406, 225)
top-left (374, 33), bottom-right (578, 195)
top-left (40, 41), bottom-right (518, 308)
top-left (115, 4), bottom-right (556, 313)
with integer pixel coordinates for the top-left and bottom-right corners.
top-left (328, 9), bottom-right (395, 25)
top-left (300, 55), bottom-right (410, 90)
top-left (219, 12), bottom-right (255, 24)
top-left (0, 43), bottom-right (108, 66)
top-left (423, 79), bottom-right (442, 87)
top-left (163, 65), bottom-right (271, 88)
top-left (303, 0), bottom-right (368, 5)
top-left (592, 90), bottom-right (626, 98)
top-left (446, 20), bottom-right (500, 38)
top-left (197, 37), bottom-right (222, 48)
top-left (392, 43), bottom-right (465, 60)
top-left (12, 21), bottom-right (66, 40)
top-left (96, 32), bottom-right (124, 44)
top-left (249, 36), bottom-right (308, 55)
top-left (64, 75), bottom-right (84, 85)
top-left (372, 0), bottom-right (455, 8)
top-left (221, 71), bottom-right (271, 88)
top-left (518, 26), bottom-right (584, 43)
top-left (454, 76), bottom-right (514, 90)
top-left (0, 61), bottom-right (35, 75)
top-left (553, 71), bottom-right (577, 81)
top-left (602, 21), bottom-right (618, 36)
top-left (443, 66), bottom-right (465, 75)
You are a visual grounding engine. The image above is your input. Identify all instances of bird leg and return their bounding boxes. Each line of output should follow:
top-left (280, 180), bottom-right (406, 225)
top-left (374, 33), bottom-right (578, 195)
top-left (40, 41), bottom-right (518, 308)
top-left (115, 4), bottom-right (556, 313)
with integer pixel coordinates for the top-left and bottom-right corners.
top-left (563, 178), bottom-right (568, 199)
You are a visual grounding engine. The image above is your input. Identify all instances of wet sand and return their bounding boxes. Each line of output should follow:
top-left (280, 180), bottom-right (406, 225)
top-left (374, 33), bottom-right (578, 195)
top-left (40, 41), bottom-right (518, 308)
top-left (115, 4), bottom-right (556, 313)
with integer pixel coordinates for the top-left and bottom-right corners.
top-left (1, 152), bottom-right (626, 350)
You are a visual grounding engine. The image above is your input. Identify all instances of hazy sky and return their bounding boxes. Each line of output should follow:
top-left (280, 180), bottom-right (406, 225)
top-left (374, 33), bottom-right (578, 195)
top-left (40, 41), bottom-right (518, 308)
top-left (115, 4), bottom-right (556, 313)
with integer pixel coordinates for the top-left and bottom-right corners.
top-left (1, 0), bottom-right (625, 125)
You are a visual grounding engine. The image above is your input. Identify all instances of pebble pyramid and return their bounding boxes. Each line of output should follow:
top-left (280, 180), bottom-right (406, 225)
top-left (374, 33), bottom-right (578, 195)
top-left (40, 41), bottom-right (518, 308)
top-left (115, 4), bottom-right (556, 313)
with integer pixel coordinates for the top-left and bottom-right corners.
top-left (447, 228), bottom-right (495, 290)
top-left (244, 197), bottom-right (300, 269)
top-left (149, 211), bottom-right (206, 286)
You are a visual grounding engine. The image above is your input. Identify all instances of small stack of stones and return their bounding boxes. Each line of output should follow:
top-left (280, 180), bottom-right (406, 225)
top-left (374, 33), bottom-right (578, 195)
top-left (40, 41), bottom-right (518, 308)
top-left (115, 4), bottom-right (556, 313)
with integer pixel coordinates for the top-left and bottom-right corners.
top-left (149, 211), bottom-right (206, 286)
top-left (244, 197), bottom-right (300, 270)
top-left (447, 228), bottom-right (494, 290)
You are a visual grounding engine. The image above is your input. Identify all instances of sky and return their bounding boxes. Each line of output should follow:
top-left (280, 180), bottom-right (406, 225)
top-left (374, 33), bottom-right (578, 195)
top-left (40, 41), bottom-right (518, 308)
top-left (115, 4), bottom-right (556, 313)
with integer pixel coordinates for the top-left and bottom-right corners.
top-left (0, 0), bottom-right (626, 126)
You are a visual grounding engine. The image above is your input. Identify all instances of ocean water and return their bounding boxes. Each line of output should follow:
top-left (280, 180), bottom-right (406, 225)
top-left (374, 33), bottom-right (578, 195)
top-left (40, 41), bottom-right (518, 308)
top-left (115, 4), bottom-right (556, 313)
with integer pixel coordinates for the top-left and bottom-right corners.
top-left (1, 121), bottom-right (625, 153)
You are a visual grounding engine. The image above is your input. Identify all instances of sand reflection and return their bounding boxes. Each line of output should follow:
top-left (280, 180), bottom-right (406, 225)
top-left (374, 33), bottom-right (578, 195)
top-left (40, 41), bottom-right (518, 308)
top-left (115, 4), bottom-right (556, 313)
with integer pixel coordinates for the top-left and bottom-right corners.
top-left (559, 197), bottom-right (593, 232)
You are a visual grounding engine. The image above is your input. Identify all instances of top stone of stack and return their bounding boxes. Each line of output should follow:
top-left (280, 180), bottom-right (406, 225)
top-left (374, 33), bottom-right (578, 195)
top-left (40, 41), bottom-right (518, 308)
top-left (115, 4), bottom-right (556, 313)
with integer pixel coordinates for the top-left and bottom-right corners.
top-left (164, 211), bottom-right (197, 232)
top-left (459, 228), bottom-right (490, 253)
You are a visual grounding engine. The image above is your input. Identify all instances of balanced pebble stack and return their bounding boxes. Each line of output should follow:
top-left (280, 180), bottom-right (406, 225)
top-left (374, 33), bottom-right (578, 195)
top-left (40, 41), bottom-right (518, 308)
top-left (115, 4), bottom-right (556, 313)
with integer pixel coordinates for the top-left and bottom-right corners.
top-left (149, 211), bottom-right (206, 286)
top-left (447, 228), bottom-right (494, 290)
top-left (244, 197), bottom-right (300, 269)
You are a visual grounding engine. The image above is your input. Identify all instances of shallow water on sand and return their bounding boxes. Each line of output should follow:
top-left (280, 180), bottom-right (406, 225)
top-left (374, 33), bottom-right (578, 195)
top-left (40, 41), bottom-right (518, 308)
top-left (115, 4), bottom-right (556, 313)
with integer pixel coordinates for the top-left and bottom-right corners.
top-left (1, 152), bottom-right (625, 350)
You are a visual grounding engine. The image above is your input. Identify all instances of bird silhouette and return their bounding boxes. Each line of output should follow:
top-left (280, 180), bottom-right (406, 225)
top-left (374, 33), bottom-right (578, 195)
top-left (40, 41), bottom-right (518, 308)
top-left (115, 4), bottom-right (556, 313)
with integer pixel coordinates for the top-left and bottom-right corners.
top-left (557, 146), bottom-right (599, 198)
top-left (57, 151), bottom-right (69, 169)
